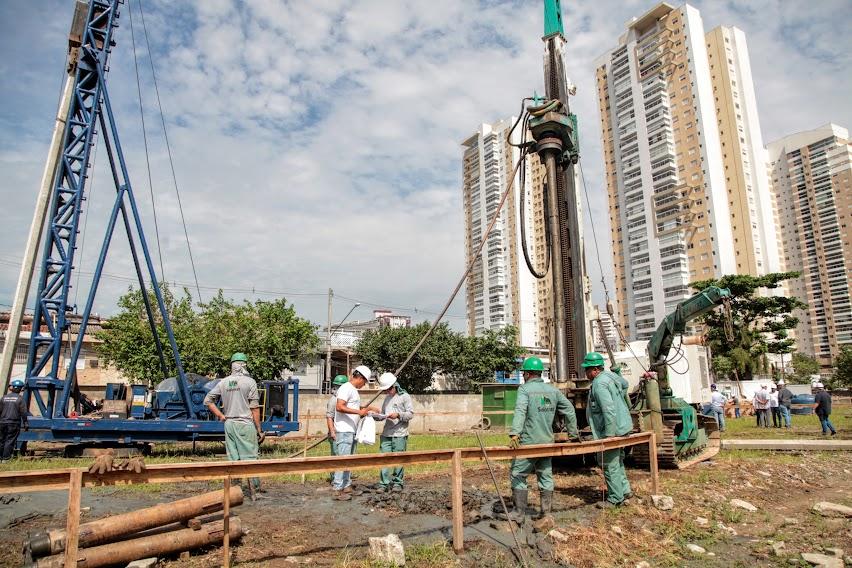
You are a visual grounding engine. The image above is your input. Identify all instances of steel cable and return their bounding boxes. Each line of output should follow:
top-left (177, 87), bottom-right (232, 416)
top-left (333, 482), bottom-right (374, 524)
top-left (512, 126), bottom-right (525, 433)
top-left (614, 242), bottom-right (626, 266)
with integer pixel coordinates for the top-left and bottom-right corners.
top-left (128, 4), bottom-right (165, 283)
top-left (137, 0), bottom-right (203, 302)
top-left (392, 157), bottom-right (524, 378)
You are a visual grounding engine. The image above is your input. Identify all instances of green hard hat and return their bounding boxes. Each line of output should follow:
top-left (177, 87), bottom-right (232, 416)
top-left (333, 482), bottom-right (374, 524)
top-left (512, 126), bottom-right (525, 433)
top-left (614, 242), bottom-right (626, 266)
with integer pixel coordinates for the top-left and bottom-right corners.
top-left (521, 357), bottom-right (544, 372)
top-left (580, 352), bottom-right (605, 368)
top-left (332, 374), bottom-right (349, 386)
top-left (230, 352), bottom-right (248, 363)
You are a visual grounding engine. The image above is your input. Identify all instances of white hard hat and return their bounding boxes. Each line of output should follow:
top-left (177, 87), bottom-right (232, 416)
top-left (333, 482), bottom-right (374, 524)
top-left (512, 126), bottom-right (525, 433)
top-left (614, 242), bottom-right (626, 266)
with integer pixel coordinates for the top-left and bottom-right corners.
top-left (353, 365), bottom-right (372, 381)
top-left (378, 372), bottom-right (397, 390)
top-left (814, 382), bottom-right (824, 388)
top-left (777, 380), bottom-right (785, 385)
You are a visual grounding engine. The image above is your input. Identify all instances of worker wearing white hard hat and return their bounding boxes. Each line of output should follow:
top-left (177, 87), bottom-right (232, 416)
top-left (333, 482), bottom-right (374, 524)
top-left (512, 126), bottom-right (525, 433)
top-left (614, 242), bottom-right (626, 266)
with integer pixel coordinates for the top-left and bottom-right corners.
top-left (332, 365), bottom-right (379, 499)
top-left (372, 372), bottom-right (415, 492)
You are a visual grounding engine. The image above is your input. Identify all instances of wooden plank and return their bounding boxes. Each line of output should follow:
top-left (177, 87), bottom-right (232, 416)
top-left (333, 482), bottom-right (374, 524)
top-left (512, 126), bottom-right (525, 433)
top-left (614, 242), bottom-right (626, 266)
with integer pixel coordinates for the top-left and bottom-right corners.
top-left (648, 432), bottom-right (659, 495)
top-left (451, 450), bottom-right (464, 553)
top-left (64, 469), bottom-right (82, 568)
top-left (0, 433), bottom-right (654, 493)
top-left (222, 477), bottom-right (230, 568)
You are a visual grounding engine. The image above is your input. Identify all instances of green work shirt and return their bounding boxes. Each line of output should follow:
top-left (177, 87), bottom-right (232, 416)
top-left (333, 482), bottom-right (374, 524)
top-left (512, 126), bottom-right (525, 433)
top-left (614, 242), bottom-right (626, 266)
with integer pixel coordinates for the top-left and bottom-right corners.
top-left (587, 370), bottom-right (633, 439)
top-left (509, 378), bottom-right (578, 444)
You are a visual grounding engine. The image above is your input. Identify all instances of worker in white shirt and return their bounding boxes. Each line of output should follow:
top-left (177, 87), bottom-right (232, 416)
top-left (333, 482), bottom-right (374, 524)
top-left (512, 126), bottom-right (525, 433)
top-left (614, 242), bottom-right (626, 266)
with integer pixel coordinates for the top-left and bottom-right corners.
top-left (769, 386), bottom-right (781, 428)
top-left (709, 384), bottom-right (727, 432)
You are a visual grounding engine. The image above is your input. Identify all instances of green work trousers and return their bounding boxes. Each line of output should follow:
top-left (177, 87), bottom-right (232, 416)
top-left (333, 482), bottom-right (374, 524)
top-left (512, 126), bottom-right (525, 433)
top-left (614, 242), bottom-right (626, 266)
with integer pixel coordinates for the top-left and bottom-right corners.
top-left (379, 435), bottom-right (408, 488)
top-left (224, 420), bottom-right (260, 490)
top-left (510, 457), bottom-right (553, 491)
top-left (599, 448), bottom-right (630, 504)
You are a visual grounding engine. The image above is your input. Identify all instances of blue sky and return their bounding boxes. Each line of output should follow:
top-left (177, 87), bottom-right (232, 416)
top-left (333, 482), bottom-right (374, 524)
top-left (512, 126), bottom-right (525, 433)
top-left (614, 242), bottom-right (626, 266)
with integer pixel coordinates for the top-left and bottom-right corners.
top-left (1, 0), bottom-right (850, 331)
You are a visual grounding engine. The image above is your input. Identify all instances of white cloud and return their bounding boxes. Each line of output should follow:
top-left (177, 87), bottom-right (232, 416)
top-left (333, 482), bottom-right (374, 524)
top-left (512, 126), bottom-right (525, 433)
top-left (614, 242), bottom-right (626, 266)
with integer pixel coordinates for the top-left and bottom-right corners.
top-left (0, 0), bottom-right (850, 333)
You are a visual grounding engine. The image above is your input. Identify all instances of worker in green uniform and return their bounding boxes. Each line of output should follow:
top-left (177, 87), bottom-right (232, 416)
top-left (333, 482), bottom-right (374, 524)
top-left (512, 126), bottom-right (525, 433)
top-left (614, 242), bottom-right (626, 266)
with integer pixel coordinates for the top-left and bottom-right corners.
top-left (508, 357), bottom-right (579, 523)
top-left (583, 352), bottom-right (634, 508)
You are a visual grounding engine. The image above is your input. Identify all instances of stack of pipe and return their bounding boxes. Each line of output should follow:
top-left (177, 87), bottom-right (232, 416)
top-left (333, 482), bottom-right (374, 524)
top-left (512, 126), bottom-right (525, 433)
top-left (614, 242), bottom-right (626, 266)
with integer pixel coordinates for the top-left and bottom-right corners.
top-left (25, 487), bottom-right (244, 568)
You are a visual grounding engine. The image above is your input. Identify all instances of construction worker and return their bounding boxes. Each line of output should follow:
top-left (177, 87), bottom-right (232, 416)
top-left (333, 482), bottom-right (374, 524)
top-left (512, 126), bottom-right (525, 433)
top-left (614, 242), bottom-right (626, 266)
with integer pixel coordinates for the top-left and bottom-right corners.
top-left (203, 353), bottom-right (264, 498)
top-left (374, 372), bottom-right (414, 492)
top-left (777, 380), bottom-right (793, 429)
top-left (325, 375), bottom-right (349, 483)
top-left (327, 375), bottom-right (349, 456)
top-left (813, 383), bottom-right (837, 436)
top-left (0, 379), bottom-right (28, 461)
top-left (710, 384), bottom-right (727, 432)
top-left (333, 365), bottom-right (378, 500)
top-left (508, 357), bottom-right (578, 523)
top-left (583, 352), bottom-right (633, 508)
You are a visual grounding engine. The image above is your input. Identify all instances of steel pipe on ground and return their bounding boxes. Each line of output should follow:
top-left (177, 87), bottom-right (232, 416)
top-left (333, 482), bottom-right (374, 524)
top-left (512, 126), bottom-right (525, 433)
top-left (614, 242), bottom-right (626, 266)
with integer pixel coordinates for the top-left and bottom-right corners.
top-left (28, 486), bottom-right (243, 558)
top-left (31, 518), bottom-right (242, 568)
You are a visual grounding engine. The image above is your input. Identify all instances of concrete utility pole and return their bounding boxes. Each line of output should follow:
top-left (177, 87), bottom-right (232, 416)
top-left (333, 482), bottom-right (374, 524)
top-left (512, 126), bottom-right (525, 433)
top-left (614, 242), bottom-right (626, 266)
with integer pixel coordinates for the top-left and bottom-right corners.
top-left (0, 77), bottom-right (73, 391)
top-left (325, 288), bottom-right (333, 393)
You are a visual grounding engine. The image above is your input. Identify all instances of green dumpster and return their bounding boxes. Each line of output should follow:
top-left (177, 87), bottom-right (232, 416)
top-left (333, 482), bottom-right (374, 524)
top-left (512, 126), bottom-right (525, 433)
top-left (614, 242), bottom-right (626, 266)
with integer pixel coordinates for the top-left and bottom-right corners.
top-left (481, 383), bottom-right (520, 429)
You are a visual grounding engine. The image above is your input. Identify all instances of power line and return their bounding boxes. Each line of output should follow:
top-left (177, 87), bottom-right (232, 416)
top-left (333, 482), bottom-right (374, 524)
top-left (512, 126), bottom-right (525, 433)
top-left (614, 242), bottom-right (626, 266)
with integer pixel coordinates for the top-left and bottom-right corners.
top-left (137, 0), bottom-right (203, 302)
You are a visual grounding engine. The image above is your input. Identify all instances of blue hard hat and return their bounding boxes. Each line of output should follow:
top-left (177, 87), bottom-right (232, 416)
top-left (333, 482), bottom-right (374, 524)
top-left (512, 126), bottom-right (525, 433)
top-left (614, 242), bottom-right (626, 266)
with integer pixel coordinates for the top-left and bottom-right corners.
top-left (10, 379), bottom-right (24, 389)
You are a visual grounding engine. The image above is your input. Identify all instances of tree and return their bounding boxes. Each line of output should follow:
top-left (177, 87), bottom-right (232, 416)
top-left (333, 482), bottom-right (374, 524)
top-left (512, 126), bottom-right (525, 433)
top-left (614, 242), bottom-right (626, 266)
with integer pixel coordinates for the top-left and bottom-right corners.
top-left (692, 272), bottom-right (806, 381)
top-left (96, 286), bottom-right (320, 384)
top-left (827, 345), bottom-right (852, 390)
top-left (95, 284), bottom-right (196, 383)
top-left (789, 352), bottom-right (820, 385)
top-left (711, 354), bottom-right (734, 381)
top-left (355, 323), bottom-right (523, 393)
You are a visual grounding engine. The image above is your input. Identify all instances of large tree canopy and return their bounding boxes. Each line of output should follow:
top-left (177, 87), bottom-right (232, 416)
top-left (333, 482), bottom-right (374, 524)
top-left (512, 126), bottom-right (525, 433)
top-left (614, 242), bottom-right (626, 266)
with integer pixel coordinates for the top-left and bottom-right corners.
top-left (692, 272), bottom-right (806, 382)
top-left (355, 323), bottom-right (523, 393)
top-left (96, 286), bottom-right (319, 383)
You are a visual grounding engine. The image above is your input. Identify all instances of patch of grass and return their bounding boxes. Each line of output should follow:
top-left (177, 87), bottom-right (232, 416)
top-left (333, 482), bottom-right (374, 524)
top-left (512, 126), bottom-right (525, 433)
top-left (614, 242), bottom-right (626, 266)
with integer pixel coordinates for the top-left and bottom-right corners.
top-left (722, 411), bottom-right (851, 440)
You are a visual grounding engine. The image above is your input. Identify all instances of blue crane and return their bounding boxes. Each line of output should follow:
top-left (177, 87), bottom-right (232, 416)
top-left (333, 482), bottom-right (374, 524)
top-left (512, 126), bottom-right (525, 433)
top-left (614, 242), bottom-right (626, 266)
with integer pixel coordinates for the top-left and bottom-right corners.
top-left (14, 0), bottom-right (299, 453)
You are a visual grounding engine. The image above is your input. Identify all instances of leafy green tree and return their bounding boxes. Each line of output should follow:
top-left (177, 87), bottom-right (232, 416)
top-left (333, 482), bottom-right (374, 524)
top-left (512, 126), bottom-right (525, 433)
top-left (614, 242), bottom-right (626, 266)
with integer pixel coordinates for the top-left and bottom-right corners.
top-left (711, 354), bottom-right (734, 381)
top-left (692, 272), bottom-right (806, 381)
top-left (788, 352), bottom-right (820, 385)
top-left (95, 284), bottom-right (195, 383)
top-left (355, 323), bottom-right (523, 393)
top-left (828, 345), bottom-right (852, 390)
top-left (96, 287), bottom-right (319, 384)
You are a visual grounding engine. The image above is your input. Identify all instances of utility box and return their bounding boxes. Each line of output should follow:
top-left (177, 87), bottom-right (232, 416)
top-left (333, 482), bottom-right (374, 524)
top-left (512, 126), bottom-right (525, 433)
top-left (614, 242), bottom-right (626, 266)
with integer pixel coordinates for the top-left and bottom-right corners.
top-left (129, 384), bottom-right (147, 419)
top-left (102, 399), bottom-right (127, 420)
top-left (481, 383), bottom-right (520, 429)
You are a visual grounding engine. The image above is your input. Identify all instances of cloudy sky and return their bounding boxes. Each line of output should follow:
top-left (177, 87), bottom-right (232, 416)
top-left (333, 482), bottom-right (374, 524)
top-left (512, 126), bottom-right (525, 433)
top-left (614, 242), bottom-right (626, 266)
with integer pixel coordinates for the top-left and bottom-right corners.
top-left (1, 0), bottom-right (850, 332)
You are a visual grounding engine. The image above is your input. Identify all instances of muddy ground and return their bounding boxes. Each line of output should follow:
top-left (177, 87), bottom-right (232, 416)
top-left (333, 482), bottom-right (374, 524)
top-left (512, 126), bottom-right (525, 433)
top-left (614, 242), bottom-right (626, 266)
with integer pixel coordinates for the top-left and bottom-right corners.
top-left (2, 449), bottom-right (851, 567)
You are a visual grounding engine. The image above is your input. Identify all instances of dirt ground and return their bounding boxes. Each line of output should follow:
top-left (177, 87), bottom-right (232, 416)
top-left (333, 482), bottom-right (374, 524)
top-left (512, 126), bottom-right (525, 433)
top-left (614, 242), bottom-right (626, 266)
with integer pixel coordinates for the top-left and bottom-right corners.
top-left (2, 449), bottom-right (851, 567)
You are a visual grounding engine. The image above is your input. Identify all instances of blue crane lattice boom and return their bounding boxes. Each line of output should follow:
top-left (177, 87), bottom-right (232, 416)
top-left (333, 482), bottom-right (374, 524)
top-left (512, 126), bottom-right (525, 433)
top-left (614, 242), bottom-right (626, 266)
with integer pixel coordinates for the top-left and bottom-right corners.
top-left (25, 0), bottom-right (194, 420)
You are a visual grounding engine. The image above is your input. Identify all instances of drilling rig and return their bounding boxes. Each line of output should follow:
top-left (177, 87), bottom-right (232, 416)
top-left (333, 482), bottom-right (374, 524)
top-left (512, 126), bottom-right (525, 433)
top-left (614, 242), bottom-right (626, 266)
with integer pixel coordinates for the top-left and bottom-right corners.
top-left (523, 1), bottom-right (723, 467)
top-left (0, 0), bottom-right (300, 454)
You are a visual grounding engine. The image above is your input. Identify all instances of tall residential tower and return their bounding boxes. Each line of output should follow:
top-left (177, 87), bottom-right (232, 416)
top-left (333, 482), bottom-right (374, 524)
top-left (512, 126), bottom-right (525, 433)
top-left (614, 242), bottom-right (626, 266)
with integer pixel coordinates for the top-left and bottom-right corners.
top-left (768, 124), bottom-right (852, 370)
top-left (595, 2), bottom-right (779, 340)
top-left (462, 120), bottom-right (542, 347)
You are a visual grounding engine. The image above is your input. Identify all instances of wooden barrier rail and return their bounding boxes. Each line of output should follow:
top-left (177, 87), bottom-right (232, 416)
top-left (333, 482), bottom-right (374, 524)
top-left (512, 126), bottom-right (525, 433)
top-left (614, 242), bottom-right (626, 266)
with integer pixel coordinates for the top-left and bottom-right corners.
top-left (0, 432), bottom-right (656, 566)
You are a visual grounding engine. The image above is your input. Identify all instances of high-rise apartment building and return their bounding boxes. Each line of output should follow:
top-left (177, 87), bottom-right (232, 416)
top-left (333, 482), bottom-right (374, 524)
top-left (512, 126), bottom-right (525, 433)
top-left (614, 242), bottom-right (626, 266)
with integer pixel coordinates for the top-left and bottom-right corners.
top-left (768, 124), bottom-right (852, 370)
top-left (595, 2), bottom-right (779, 340)
top-left (462, 120), bottom-right (541, 347)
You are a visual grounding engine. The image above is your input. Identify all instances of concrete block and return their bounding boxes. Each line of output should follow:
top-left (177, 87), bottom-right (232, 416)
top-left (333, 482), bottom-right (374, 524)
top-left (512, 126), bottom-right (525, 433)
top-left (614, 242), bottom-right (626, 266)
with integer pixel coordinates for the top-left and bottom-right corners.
top-left (126, 559), bottom-right (157, 568)
top-left (651, 494), bottom-right (673, 510)
top-left (369, 534), bottom-right (405, 566)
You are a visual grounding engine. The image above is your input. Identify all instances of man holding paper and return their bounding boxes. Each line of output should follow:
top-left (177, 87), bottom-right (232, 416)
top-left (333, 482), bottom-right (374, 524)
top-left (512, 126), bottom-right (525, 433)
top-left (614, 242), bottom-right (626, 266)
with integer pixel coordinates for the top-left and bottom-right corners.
top-left (373, 372), bottom-right (415, 492)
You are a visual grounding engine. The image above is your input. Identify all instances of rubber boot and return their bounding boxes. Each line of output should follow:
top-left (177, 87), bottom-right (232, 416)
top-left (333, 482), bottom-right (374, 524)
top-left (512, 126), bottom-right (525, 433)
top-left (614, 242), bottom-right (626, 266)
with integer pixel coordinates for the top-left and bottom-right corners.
top-left (510, 489), bottom-right (528, 523)
top-left (539, 490), bottom-right (553, 517)
top-left (531, 490), bottom-right (556, 532)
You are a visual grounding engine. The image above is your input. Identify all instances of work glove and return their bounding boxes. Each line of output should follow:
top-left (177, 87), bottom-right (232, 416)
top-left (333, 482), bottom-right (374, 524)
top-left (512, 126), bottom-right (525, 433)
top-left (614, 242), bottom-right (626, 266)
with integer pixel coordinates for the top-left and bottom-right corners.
top-left (508, 435), bottom-right (520, 450)
top-left (257, 431), bottom-right (266, 444)
top-left (87, 454), bottom-right (114, 475)
top-left (117, 456), bottom-right (147, 474)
